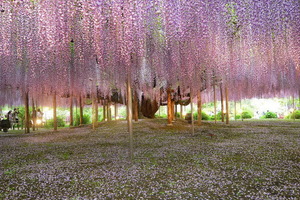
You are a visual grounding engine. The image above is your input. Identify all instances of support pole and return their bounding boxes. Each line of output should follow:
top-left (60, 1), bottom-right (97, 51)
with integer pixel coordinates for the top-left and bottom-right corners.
top-left (32, 98), bottom-right (36, 131)
top-left (225, 84), bottom-right (230, 124)
top-left (191, 89), bottom-right (195, 136)
top-left (180, 104), bottom-right (183, 119)
top-left (127, 77), bottom-right (133, 160)
top-left (174, 103), bottom-right (177, 120)
top-left (92, 93), bottom-right (98, 129)
top-left (167, 88), bottom-right (173, 125)
top-left (133, 91), bottom-right (138, 121)
top-left (107, 101), bottom-right (112, 121)
top-left (53, 92), bottom-right (57, 131)
top-left (103, 100), bottom-right (106, 121)
top-left (79, 96), bottom-right (83, 125)
top-left (197, 89), bottom-right (202, 126)
top-left (114, 103), bottom-right (118, 120)
top-left (293, 95), bottom-right (295, 121)
top-left (69, 96), bottom-right (73, 127)
top-left (213, 83), bottom-right (217, 124)
top-left (220, 83), bottom-right (224, 122)
top-left (234, 101), bottom-right (237, 121)
top-left (171, 99), bottom-right (175, 121)
top-left (24, 92), bottom-right (30, 134)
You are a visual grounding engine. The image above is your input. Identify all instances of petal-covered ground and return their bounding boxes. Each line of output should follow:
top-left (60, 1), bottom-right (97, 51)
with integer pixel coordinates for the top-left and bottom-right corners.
top-left (0, 119), bottom-right (299, 199)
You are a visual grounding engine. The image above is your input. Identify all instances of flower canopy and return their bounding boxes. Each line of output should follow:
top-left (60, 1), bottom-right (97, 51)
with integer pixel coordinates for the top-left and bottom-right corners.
top-left (0, 0), bottom-right (299, 106)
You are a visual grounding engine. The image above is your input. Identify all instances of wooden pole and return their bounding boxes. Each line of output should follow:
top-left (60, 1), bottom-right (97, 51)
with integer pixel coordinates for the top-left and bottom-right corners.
top-left (171, 99), bottom-right (175, 121)
top-left (69, 96), bottom-right (73, 127)
top-left (180, 104), bottom-right (183, 119)
top-left (107, 101), bottom-right (112, 121)
top-left (167, 88), bottom-right (173, 125)
top-left (127, 77), bottom-right (133, 160)
top-left (225, 83), bottom-right (230, 124)
top-left (213, 83), bottom-right (217, 124)
top-left (197, 90), bottom-right (202, 125)
top-left (114, 103), bottom-right (118, 120)
top-left (220, 83), bottom-right (224, 122)
top-left (24, 92), bottom-right (30, 133)
top-left (79, 96), bottom-right (83, 125)
top-left (191, 89), bottom-right (195, 136)
top-left (107, 102), bottom-right (110, 121)
top-left (53, 92), bottom-right (57, 131)
top-left (96, 98), bottom-right (99, 123)
top-left (32, 98), bottom-right (35, 131)
top-left (293, 95), bottom-right (295, 121)
top-left (36, 100), bottom-right (39, 130)
top-left (92, 93), bottom-right (98, 129)
top-left (234, 101), bottom-right (237, 121)
top-left (103, 100), bottom-right (106, 121)
top-left (174, 103), bottom-right (177, 119)
top-left (133, 91), bottom-right (138, 121)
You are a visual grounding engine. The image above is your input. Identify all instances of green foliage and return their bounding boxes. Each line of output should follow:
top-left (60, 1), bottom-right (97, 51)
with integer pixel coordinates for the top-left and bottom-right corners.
top-left (74, 114), bottom-right (91, 126)
top-left (235, 114), bottom-right (241, 120)
top-left (17, 107), bottom-right (25, 120)
top-left (193, 112), bottom-right (210, 120)
top-left (287, 110), bottom-right (300, 119)
top-left (210, 112), bottom-right (222, 120)
top-left (45, 116), bottom-right (65, 128)
top-left (262, 112), bottom-right (277, 119)
top-left (241, 111), bottom-right (252, 119)
top-left (155, 114), bottom-right (167, 118)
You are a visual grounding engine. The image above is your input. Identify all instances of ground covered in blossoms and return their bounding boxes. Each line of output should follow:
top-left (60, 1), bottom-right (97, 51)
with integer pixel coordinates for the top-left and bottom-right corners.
top-left (0, 119), bottom-right (299, 199)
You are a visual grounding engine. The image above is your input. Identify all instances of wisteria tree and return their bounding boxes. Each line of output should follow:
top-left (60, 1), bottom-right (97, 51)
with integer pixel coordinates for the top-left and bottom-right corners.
top-left (0, 0), bottom-right (299, 118)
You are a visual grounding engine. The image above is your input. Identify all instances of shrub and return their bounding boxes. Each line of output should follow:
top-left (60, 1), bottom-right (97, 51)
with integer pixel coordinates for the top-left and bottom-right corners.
top-left (45, 116), bottom-right (65, 128)
top-left (262, 111), bottom-right (277, 119)
top-left (193, 111), bottom-right (210, 120)
top-left (155, 113), bottom-right (167, 118)
top-left (74, 114), bottom-right (91, 126)
top-left (210, 112), bottom-right (222, 120)
top-left (241, 111), bottom-right (252, 119)
top-left (235, 114), bottom-right (241, 120)
top-left (288, 110), bottom-right (300, 119)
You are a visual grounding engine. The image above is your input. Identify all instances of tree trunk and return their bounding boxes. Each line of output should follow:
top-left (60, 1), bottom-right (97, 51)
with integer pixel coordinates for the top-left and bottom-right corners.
top-left (53, 93), bottom-right (57, 131)
top-left (69, 96), bottom-right (73, 127)
top-left (24, 92), bottom-right (30, 133)
top-left (167, 88), bottom-right (173, 125)
top-left (213, 83), bottom-right (217, 124)
top-left (79, 96), bottom-right (83, 125)
top-left (197, 90), bottom-right (202, 125)
top-left (220, 83), bottom-right (224, 122)
top-left (225, 84), bottom-right (229, 124)
top-left (127, 77), bottom-right (133, 160)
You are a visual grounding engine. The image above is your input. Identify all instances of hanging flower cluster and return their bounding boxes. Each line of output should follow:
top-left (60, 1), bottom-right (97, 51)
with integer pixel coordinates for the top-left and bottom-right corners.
top-left (0, 0), bottom-right (299, 105)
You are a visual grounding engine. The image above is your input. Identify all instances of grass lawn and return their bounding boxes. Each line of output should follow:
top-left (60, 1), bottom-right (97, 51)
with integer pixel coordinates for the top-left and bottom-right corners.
top-left (0, 119), bottom-right (299, 199)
